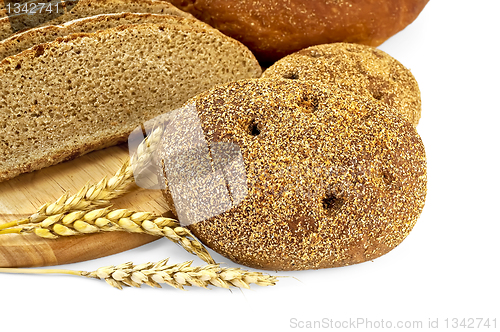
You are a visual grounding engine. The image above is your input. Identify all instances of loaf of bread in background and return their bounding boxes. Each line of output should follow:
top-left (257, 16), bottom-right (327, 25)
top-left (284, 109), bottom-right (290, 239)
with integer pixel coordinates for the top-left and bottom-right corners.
top-left (166, 0), bottom-right (429, 64)
top-left (0, 22), bottom-right (262, 182)
top-left (158, 79), bottom-right (427, 271)
top-left (0, 12), bottom-right (213, 61)
top-left (0, 0), bottom-right (193, 40)
top-left (262, 43), bottom-right (422, 126)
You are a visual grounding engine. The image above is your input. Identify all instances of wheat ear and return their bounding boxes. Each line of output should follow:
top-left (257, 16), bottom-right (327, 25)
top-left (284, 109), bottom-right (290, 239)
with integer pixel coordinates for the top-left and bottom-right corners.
top-left (0, 126), bottom-right (164, 231)
top-left (0, 259), bottom-right (278, 290)
top-left (3, 206), bottom-right (214, 264)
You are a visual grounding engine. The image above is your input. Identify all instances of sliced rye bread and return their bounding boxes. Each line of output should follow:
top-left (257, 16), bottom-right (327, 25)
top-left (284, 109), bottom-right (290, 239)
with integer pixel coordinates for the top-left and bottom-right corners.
top-left (0, 13), bottom-right (213, 61)
top-left (0, 0), bottom-right (193, 40)
top-left (0, 22), bottom-right (262, 182)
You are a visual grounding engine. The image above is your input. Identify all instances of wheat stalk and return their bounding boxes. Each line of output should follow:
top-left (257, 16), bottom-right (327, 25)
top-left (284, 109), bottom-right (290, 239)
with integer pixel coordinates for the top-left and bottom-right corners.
top-left (0, 259), bottom-right (279, 290)
top-left (0, 126), bottom-right (164, 231)
top-left (3, 206), bottom-right (214, 264)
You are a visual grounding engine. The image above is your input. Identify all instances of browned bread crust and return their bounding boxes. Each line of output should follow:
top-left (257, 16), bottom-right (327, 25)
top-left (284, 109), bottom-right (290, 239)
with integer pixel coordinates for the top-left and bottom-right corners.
top-left (159, 79), bottom-right (427, 270)
top-left (167, 0), bottom-right (429, 64)
top-left (262, 43), bottom-right (422, 126)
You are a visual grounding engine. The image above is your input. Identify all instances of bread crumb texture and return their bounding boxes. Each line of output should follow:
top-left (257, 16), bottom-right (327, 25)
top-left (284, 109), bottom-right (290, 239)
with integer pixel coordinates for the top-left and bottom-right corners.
top-left (262, 43), bottom-right (422, 126)
top-left (163, 79), bottom-right (427, 271)
top-left (0, 23), bottom-right (261, 181)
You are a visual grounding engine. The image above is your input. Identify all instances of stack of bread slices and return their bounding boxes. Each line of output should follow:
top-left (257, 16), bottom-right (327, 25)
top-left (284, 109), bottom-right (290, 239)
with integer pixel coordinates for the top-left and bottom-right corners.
top-left (0, 0), bottom-right (262, 182)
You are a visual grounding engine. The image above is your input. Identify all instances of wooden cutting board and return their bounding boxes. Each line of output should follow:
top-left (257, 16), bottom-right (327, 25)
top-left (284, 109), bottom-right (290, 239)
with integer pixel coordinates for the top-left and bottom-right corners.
top-left (0, 143), bottom-right (168, 268)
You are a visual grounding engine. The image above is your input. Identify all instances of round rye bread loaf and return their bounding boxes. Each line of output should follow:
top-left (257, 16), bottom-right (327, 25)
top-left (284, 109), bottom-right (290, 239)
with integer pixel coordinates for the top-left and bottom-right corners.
top-left (158, 79), bottom-right (427, 271)
top-left (167, 0), bottom-right (429, 64)
top-left (262, 43), bottom-right (422, 126)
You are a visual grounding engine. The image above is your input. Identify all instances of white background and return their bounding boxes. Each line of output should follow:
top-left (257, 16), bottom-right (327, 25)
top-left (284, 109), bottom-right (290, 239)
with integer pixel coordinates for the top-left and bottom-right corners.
top-left (1, 1), bottom-right (499, 331)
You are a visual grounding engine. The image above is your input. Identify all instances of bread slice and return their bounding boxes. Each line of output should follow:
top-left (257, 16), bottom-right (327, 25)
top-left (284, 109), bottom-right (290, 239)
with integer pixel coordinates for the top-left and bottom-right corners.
top-left (0, 12), bottom-right (213, 61)
top-left (0, 22), bottom-right (262, 182)
top-left (0, 0), bottom-right (193, 40)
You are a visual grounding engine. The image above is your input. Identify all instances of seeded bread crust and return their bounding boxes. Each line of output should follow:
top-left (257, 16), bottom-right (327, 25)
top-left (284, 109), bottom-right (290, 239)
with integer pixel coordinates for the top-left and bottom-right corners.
top-left (0, 23), bottom-right (262, 182)
top-left (167, 0), bottom-right (429, 64)
top-left (0, 13), bottom-right (213, 61)
top-left (0, 0), bottom-right (193, 40)
top-left (262, 43), bottom-right (422, 126)
top-left (159, 79), bottom-right (427, 270)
